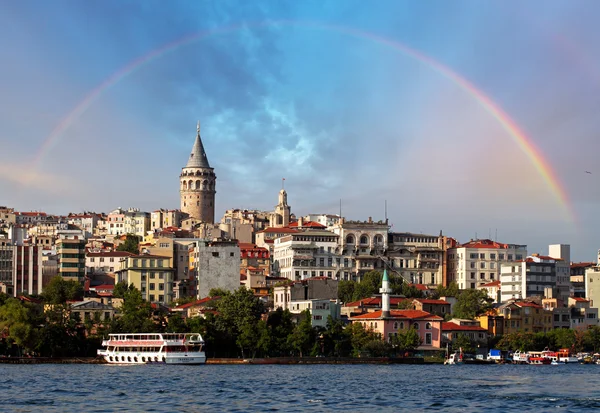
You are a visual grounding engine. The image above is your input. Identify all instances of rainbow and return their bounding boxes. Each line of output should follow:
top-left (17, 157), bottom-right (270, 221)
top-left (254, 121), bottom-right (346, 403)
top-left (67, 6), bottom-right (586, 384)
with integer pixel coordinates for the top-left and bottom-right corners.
top-left (32, 20), bottom-right (575, 221)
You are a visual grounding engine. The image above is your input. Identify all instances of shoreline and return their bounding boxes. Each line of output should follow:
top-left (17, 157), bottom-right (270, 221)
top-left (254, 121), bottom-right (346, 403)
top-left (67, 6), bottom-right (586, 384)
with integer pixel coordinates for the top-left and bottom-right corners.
top-left (0, 356), bottom-right (431, 365)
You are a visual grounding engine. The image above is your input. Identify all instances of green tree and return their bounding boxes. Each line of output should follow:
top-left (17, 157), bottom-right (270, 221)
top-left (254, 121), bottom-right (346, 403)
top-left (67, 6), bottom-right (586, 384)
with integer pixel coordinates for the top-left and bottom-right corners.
top-left (266, 308), bottom-right (295, 356)
top-left (391, 327), bottom-right (422, 354)
top-left (337, 280), bottom-right (356, 303)
top-left (348, 322), bottom-right (381, 356)
top-left (208, 288), bottom-right (230, 297)
top-left (434, 282), bottom-right (459, 299)
top-left (584, 326), bottom-right (600, 352)
top-left (547, 328), bottom-right (576, 350)
top-left (109, 288), bottom-right (156, 333)
top-left (288, 310), bottom-right (315, 357)
top-left (165, 313), bottom-right (188, 333)
top-left (454, 333), bottom-right (475, 354)
top-left (112, 281), bottom-right (135, 299)
top-left (363, 339), bottom-right (393, 357)
top-left (322, 316), bottom-right (352, 357)
top-left (397, 299), bottom-right (415, 310)
top-left (0, 298), bottom-right (39, 354)
top-left (401, 284), bottom-right (424, 298)
top-left (453, 289), bottom-right (493, 319)
top-left (42, 277), bottom-right (83, 304)
top-left (116, 234), bottom-right (140, 254)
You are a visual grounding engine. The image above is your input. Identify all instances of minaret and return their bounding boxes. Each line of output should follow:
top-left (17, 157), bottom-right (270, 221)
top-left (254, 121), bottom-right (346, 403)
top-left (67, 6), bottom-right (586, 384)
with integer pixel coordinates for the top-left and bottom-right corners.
top-left (179, 121), bottom-right (216, 223)
top-left (380, 269), bottom-right (392, 318)
top-left (269, 180), bottom-right (291, 228)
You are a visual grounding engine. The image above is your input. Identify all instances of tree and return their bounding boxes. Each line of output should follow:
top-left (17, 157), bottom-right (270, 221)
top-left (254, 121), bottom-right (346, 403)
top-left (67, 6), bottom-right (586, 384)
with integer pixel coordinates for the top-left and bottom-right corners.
top-left (165, 313), bottom-right (188, 333)
top-left (547, 328), bottom-right (576, 350)
top-left (0, 298), bottom-right (39, 355)
top-left (208, 288), bottom-right (230, 297)
top-left (391, 327), bottom-right (422, 354)
top-left (42, 277), bottom-right (84, 304)
top-left (322, 316), bottom-right (352, 357)
top-left (397, 299), bottom-right (415, 310)
top-left (112, 281), bottom-right (135, 299)
top-left (401, 284), bottom-right (424, 298)
top-left (453, 289), bottom-right (493, 319)
top-left (288, 310), bottom-right (315, 357)
top-left (348, 322), bottom-right (380, 356)
top-left (454, 333), bottom-right (475, 354)
top-left (116, 234), bottom-right (140, 254)
top-left (337, 280), bottom-right (356, 303)
top-left (266, 308), bottom-right (295, 356)
top-left (434, 282), bottom-right (459, 299)
top-left (109, 288), bottom-right (156, 333)
top-left (584, 326), bottom-right (600, 352)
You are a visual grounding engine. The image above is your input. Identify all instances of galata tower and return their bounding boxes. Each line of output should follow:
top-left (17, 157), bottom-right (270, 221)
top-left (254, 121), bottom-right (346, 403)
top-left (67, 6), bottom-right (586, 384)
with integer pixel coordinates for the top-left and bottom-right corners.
top-left (180, 122), bottom-right (216, 223)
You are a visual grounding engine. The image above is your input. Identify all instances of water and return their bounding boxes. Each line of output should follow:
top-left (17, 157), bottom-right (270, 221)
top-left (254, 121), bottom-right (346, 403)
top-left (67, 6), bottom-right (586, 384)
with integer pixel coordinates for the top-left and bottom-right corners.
top-left (0, 363), bottom-right (599, 412)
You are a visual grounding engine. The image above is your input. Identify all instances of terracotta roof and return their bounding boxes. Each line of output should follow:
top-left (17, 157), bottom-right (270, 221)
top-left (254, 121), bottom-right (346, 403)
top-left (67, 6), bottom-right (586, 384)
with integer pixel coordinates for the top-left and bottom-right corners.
top-left (175, 296), bottom-right (220, 309)
top-left (288, 221), bottom-right (326, 229)
top-left (415, 299), bottom-right (451, 305)
top-left (351, 309), bottom-right (442, 320)
top-left (239, 243), bottom-right (268, 251)
top-left (571, 297), bottom-right (590, 302)
top-left (456, 239), bottom-right (511, 249)
top-left (408, 284), bottom-right (429, 291)
top-left (92, 284), bottom-right (114, 290)
top-left (571, 262), bottom-right (596, 269)
top-left (514, 301), bottom-right (543, 308)
top-left (480, 280), bottom-right (501, 287)
top-left (345, 297), bottom-right (406, 307)
top-left (257, 227), bottom-right (300, 234)
top-left (442, 322), bottom-right (487, 332)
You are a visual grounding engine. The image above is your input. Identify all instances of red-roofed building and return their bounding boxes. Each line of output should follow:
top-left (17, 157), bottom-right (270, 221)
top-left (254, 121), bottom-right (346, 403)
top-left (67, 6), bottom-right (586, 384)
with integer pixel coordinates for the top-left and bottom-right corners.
top-left (497, 300), bottom-right (553, 334)
top-left (447, 239), bottom-right (527, 290)
top-left (172, 296), bottom-right (221, 318)
top-left (350, 309), bottom-right (443, 349)
top-left (477, 280), bottom-right (501, 303)
top-left (441, 320), bottom-right (489, 354)
top-left (240, 243), bottom-right (270, 278)
top-left (342, 296), bottom-right (408, 317)
top-left (500, 255), bottom-right (563, 303)
top-left (288, 220), bottom-right (326, 230)
top-left (412, 298), bottom-right (452, 317)
top-left (86, 251), bottom-right (135, 275)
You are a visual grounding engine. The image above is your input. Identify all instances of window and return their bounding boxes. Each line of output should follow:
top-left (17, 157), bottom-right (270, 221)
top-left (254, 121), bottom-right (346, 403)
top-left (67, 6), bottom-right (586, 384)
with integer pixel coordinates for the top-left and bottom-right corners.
top-left (471, 283), bottom-right (475, 289)
top-left (425, 333), bottom-right (432, 345)
top-left (490, 254), bottom-right (496, 259)
top-left (425, 322), bottom-right (432, 330)
top-left (212, 252), bottom-right (219, 258)
top-left (159, 283), bottom-right (164, 291)
top-left (480, 262), bottom-right (486, 269)
top-left (470, 272), bottom-right (475, 279)
top-left (480, 273), bottom-right (485, 279)
top-left (413, 322), bottom-right (419, 330)
top-left (90, 257), bottom-right (95, 262)
top-left (158, 295), bottom-right (164, 302)
top-left (470, 262), bottom-right (476, 269)
top-left (159, 272), bottom-right (164, 279)
top-left (480, 253), bottom-right (485, 259)
top-left (230, 252), bottom-right (234, 257)
top-left (150, 272), bottom-right (155, 279)
top-left (394, 322), bottom-right (398, 329)
top-left (149, 283), bottom-right (155, 290)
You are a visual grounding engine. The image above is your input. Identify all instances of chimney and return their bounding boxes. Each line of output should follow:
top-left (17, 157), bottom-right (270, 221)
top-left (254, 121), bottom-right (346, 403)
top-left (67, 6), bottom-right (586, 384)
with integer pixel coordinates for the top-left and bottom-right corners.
top-left (298, 217), bottom-right (303, 228)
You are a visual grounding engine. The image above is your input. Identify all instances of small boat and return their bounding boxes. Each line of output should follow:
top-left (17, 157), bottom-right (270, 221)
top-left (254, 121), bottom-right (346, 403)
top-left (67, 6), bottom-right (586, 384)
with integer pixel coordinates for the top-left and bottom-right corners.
top-left (97, 333), bottom-right (206, 365)
top-left (557, 348), bottom-right (578, 363)
top-left (512, 351), bottom-right (529, 364)
top-left (444, 351), bottom-right (464, 365)
top-left (527, 351), bottom-right (551, 365)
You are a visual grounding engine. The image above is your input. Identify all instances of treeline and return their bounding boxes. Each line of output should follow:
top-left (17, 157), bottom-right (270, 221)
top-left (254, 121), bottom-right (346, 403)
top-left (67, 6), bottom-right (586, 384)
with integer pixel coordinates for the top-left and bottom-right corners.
top-left (495, 328), bottom-right (600, 353)
top-left (0, 278), bottom-right (423, 359)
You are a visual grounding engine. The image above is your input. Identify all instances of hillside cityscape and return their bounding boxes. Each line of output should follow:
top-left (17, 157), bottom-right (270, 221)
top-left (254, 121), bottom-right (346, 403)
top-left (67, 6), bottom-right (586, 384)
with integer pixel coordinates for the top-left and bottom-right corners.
top-left (1, 124), bottom-right (599, 360)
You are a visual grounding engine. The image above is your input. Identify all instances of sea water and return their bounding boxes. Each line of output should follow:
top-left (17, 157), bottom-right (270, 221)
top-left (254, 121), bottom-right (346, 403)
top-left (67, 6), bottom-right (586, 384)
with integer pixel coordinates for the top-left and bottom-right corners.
top-left (0, 363), bottom-right (599, 412)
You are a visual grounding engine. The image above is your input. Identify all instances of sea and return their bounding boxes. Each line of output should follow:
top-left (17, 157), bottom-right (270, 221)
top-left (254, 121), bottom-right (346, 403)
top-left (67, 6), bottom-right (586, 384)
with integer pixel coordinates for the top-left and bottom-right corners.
top-left (1, 363), bottom-right (599, 412)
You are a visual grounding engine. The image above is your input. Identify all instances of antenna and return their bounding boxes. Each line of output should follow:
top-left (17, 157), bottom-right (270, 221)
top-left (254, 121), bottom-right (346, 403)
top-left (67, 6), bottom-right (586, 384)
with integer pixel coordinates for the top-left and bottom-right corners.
top-left (385, 200), bottom-right (388, 222)
top-left (339, 199), bottom-right (342, 217)
top-left (282, 178), bottom-right (285, 190)
top-left (495, 229), bottom-right (498, 242)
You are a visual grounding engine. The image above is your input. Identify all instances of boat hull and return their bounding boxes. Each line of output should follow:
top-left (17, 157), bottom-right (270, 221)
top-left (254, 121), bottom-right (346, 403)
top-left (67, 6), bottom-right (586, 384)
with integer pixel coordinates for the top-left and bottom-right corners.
top-left (98, 351), bottom-right (206, 365)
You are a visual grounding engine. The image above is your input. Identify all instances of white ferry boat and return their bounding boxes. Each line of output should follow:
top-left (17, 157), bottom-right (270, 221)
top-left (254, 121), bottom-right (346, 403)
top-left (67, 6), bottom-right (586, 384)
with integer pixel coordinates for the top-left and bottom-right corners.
top-left (97, 333), bottom-right (206, 365)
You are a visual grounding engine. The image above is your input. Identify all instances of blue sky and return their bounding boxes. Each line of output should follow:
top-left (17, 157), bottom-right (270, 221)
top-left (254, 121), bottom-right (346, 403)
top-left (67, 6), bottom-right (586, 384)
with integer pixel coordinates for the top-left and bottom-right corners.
top-left (1, 1), bottom-right (599, 261)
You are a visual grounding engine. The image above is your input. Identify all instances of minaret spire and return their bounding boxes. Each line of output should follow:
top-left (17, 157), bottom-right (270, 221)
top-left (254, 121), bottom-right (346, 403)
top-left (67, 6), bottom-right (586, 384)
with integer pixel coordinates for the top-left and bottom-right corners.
top-left (380, 269), bottom-right (392, 318)
top-left (186, 121), bottom-right (210, 168)
top-left (197, 120), bottom-right (200, 134)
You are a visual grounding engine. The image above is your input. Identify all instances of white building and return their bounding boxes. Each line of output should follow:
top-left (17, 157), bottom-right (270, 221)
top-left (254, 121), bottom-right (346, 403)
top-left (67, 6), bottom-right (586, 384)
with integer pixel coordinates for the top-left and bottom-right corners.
top-left (447, 239), bottom-right (527, 290)
top-left (67, 213), bottom-right (101, 238)
top-left (500, 255), bottom-right (559, 303)
top-left (107, 208), bottom-right (150, 237)
top-left (304, 214), bottom-right (341, 228)
top-left (548, 244), bottom-right (571, 305)
top-left (86, 251), bottom-right (135, 275)
top-left (272, 230), bottom-right (340, 281)
top-left (285, 299), bottom-right (341, 328)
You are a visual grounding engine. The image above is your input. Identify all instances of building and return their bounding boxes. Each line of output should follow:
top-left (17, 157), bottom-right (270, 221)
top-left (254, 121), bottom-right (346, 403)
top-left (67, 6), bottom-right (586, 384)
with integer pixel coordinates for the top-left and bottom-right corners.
top-left (239, 243), bottom-right (270, 277)
top-left (386, 232), bottom-right (446, 286)
top-left (584, 256), bottom-right (600, 308)
top-left (180, 122), bottom-right (216, 223)
top-left (67, 213), bottom-right (101, 238)
top-left (57, 236), bottom-right (86, 282)
top-left (286, 299), bottom-right (341, 328)
top-left (150, 209), bottom-right (186, 231)
top-left (269, 188), bottom-right (291, 228)
top-left (476, 312), bottom-right (505, 337)
top-left (349, 270), bottom-right (443, 349)
top-left (274, 277), bottom-right (339, 311)
top-left (411, 298), bottom-right (452, 317)
top-left (86, 251), bottom-right (135, 276)
top-left (497, 300), bottom-right (553, 334)
top-left (441, 319), bottom-right (489, 355)
top-left (189, 240), bottom-right (240, 298)
top-left (547, 244), bottom-right (571, 305)
top-left (568, 297), bottom-right (598, 329)
top-left (477, 280), bottom-right (501, 303)
top-left (0, 243), bottom-right (43, 296)
top-left (272, 229), bottom-right (340, 280)
top-left (341, 296), bottom-right (407, 317)
top-left (571, 262), bottom-right (595, 298)
top-left (70, 300), bottom-right (115, 323)
top-left (255, 227), bottom-right (299, 256)
top-left (542, 297), bottom-right (571, 329)
top-left (447, 239), bottom-right (527, 290)
top-left (500, 255), bottom-right (561, 303)
top-left (116, 254), bottom-right (174, 304)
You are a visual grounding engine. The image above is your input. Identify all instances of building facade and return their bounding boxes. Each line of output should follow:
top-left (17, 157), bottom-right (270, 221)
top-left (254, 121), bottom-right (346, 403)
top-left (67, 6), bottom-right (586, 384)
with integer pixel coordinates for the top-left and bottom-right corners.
top-left (180, 122), bottom-right (216, 223)
top-left (386, 232), bottom-right (446, 286)
top-left (57, 236), bottom-right (86, 282)
top-left (189, 240), bottom-right (240, 298)
top-left (447, 239), bottom-right (527, 290)
top-left (500, 255), bottom-right (560, 302)
top-left (116, 254), bottom-right (175, 304)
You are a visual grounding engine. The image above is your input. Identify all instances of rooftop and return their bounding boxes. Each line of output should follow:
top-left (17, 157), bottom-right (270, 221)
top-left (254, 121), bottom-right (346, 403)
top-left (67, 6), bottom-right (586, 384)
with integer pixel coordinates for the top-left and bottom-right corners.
top-left (351, 309), bottom-right (443, 320)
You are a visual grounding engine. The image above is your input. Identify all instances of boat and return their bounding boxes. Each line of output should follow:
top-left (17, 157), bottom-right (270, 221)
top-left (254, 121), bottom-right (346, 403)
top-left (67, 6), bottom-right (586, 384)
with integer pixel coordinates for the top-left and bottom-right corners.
top-left (444, 351), bottom-right (464, 365)
top-left (527, 351), bottom-right (551, 365)
top-left (97, 333), bottom-right (206, 365)
top-left (557, 348), bottom-right (578, 363)
top-left (512, 351), bottom-right (529, 364)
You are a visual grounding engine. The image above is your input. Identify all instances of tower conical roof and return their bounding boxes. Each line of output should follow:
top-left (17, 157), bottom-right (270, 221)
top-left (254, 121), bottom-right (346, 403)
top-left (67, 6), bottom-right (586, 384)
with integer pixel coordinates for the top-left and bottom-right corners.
top-left (382, 268), bottom-right (389, 282)
top-left (186, 122), bottom-right (211, 168)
